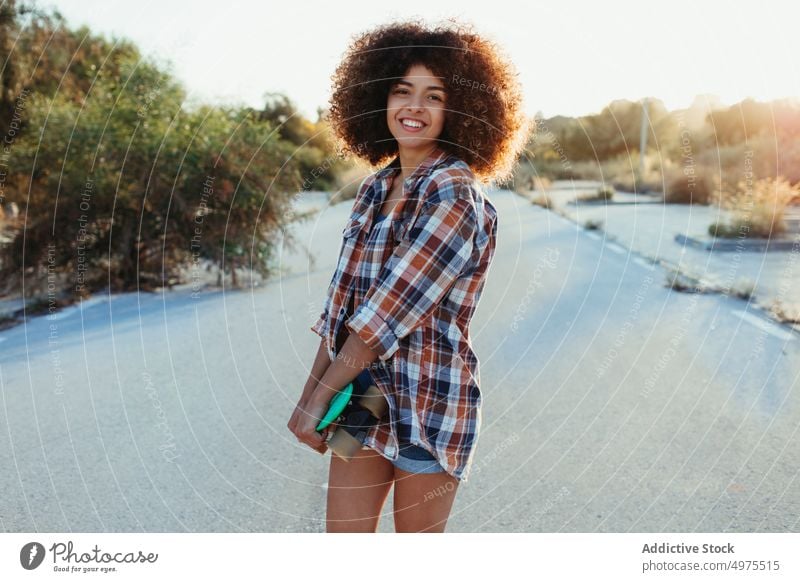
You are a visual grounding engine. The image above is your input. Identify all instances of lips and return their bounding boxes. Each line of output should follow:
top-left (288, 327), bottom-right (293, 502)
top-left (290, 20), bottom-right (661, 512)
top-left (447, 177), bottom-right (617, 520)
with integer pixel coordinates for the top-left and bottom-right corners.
top-left (399, 117), bottom-right (427, 132)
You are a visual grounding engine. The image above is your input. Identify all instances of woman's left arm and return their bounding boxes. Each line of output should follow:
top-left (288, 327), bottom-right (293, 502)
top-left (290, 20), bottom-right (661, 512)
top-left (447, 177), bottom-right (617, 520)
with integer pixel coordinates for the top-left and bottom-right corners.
top-left (291, 332), bottom-right (379, 453)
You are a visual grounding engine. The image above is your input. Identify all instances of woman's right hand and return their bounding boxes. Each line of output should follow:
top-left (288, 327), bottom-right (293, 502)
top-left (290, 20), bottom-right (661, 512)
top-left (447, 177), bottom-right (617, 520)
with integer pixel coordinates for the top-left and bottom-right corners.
top-left (287, 396), bottom-right (310, 437)
top-left (287, 395), bottom-right (331, 454)
top-left (289, 338), bottom-right (333, 437)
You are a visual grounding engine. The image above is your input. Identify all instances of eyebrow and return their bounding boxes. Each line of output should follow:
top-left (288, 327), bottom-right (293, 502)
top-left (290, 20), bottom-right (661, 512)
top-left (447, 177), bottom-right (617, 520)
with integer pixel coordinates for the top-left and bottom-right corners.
top-left (393, 80), bottom-right (446, 91)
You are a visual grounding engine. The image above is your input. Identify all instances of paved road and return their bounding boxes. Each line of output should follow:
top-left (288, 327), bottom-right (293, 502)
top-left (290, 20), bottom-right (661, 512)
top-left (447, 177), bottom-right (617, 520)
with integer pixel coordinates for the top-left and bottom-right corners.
top-left (549, 185), bottom-right (800, 325)
top-left (0, 189), bottom-right (798, 532)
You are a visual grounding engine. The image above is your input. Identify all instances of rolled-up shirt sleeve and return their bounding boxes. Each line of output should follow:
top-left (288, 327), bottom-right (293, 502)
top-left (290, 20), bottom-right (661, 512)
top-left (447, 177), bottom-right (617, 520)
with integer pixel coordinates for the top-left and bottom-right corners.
top-left (310, 271), bottom-right (336, 338)
top-left (345, 192), bottom-right (477, 361)
top-left (310, 308), bottom-right (328, 338)
top-left (310, 182), bottom-right (371, 339)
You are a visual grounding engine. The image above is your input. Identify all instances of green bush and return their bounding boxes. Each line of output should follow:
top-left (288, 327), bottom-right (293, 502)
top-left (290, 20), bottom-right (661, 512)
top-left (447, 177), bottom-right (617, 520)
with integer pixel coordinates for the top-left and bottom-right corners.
top-left (2, 54), bottom-right (304, 294)
top-left (707, 220), bottom-right (741, 238)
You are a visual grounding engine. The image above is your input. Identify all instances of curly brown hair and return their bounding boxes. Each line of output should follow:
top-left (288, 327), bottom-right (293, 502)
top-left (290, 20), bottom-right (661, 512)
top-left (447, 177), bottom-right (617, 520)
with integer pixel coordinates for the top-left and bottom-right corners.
top-left (328, 18), bottom-right (531, 184)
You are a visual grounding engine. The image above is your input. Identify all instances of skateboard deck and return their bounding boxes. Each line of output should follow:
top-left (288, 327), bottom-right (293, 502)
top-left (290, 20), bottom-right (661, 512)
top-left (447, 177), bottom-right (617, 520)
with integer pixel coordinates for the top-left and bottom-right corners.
top-left (315, 375), bottom-right (388, 461)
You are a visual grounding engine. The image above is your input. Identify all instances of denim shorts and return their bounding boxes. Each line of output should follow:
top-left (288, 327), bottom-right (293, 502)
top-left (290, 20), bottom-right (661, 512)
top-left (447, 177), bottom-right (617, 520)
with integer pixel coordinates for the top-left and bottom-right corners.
top-left (354, 368), bottom-right (444, 475)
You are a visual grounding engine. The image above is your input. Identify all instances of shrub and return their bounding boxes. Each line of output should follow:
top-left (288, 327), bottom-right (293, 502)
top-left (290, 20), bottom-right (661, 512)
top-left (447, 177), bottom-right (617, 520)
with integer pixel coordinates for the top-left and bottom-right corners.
top-left (766, 299), bottom-right (800, 324)
top-left (708, 176), bottom-right (799, 238)
top-left (531, 175), bottom-right (552, 192)
top-left (331, 164), bottom-right (372, 204)
top-left (665, 170), bottom-right (712, 204)
top-left (707, 220), bottom-right (741, 238)
top-left (531, 193), bottom-right (552, 208)
top-left (597, 184), bottom-right (615, 200)
top-left (599, 152), bottom-right (663, 193)
top-left (509, 159), bottom-right (554, 194)
top-left (576, 184), bottom-right (614, 203)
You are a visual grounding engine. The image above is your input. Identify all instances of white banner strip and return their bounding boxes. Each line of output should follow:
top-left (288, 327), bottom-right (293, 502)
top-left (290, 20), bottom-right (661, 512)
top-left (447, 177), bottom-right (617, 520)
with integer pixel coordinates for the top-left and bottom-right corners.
top-left (2, 533), bottom-right (796, 581)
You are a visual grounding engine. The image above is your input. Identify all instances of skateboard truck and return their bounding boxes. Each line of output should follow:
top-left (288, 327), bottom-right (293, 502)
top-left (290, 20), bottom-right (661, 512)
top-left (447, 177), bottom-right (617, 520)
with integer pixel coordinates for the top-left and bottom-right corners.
top-left (315, 375), bottom-right (388, 462)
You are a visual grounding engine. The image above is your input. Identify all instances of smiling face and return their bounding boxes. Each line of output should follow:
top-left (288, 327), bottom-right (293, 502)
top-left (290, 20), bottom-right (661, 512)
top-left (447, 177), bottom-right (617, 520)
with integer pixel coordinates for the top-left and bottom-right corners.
top-left (386, 63), bottom-right (447, 153)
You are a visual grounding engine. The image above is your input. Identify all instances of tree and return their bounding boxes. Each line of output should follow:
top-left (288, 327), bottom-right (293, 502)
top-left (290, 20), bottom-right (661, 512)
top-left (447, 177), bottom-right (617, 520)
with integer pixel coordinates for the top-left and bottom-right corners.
top-left (1, 5), bottom-right (306, 297)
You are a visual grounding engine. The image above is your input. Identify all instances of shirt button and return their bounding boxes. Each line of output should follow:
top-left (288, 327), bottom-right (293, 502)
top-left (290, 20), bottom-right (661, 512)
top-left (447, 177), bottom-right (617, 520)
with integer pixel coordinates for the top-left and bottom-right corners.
top-left (340, 308), bottom-right (346, 314)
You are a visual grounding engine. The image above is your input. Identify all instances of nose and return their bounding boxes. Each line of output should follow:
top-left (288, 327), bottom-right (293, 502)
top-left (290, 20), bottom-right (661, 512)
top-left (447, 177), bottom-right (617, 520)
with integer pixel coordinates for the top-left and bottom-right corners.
top-left (406, 93), bottom-right (425, 112)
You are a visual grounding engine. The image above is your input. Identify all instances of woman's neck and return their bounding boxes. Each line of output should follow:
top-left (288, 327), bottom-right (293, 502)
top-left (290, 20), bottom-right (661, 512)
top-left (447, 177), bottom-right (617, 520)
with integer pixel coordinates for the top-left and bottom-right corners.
top-left (396, 143), bottom-right (440, 183)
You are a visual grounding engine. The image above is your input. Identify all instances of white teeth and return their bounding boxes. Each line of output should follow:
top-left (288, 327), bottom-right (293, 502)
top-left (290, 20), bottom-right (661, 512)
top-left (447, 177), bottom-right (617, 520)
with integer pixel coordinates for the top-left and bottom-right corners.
top-left (401, 119), bottom-right (423, 128)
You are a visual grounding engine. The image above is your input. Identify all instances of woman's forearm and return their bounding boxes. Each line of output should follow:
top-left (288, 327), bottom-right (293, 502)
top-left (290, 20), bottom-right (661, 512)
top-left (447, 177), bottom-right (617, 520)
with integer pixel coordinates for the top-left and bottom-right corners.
top-left (308, 332), bottom-right (378, 409)
top-left (300, 338), bottom-right (333, 404)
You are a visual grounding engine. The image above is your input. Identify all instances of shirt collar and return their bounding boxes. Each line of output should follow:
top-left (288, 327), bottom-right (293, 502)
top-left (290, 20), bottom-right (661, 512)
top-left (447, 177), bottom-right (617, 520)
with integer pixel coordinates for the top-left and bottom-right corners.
top-left (364, 146), bottom-right (451, 226)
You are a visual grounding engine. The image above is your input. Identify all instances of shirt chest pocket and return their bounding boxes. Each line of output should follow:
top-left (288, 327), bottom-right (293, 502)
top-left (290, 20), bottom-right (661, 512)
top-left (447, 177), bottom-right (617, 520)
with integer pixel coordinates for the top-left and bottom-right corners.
top-left (342, 213), bottom-right (367, 239)
top-left (331, 213), bottom-right (367, 283)
top-left (389, 213), bottom-right (413, 245)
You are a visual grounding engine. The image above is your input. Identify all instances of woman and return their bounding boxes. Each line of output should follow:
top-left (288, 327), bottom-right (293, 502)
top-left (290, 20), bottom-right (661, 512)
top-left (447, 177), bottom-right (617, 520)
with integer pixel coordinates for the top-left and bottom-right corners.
top-left (287, 19), bottom-right (529, 532)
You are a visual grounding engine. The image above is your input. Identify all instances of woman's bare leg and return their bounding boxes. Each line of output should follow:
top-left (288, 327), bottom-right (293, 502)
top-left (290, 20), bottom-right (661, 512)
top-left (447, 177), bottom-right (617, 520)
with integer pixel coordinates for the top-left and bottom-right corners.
top-left (326, 446), bottom-right (395, 532)
top-left (392, 468), bottom-right (459, 532)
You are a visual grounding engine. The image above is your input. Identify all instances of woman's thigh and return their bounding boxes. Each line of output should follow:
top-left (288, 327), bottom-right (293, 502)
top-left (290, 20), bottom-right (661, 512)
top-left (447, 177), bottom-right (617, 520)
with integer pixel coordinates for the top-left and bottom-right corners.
top-left (392, 467), bottom-right (459, 533)
top-left (326, 446), bottom-right (395, 532)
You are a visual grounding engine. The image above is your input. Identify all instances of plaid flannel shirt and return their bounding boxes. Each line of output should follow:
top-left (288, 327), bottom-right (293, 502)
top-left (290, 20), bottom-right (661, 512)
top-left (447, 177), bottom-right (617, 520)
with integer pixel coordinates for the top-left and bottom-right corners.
top-left (310, 147), bottom-right (498, 482)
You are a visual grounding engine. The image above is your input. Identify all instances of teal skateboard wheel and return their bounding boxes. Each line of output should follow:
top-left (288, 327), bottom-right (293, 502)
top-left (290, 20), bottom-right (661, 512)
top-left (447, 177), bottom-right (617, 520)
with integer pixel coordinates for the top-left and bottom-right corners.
top-left (315, 382), bottom-right (354, 431)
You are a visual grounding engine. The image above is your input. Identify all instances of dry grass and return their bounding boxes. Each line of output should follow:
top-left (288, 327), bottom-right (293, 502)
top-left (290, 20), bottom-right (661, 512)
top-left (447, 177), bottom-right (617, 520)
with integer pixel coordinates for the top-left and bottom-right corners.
top-left (664, 267), bottom-right (709, 294)
top-left (765, 298), bottom-right (800, 324)
top-left (709, 176), bottom-right (800, 238)
top-left (577, 184), bottom-right (615, 203)
top-left (531, 192), bottom-right (553, 208)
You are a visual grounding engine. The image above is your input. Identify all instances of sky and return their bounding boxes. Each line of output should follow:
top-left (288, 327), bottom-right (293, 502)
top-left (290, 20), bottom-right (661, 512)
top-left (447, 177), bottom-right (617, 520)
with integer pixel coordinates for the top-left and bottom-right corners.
top-left (42, 0), bottom-right (800, 120)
